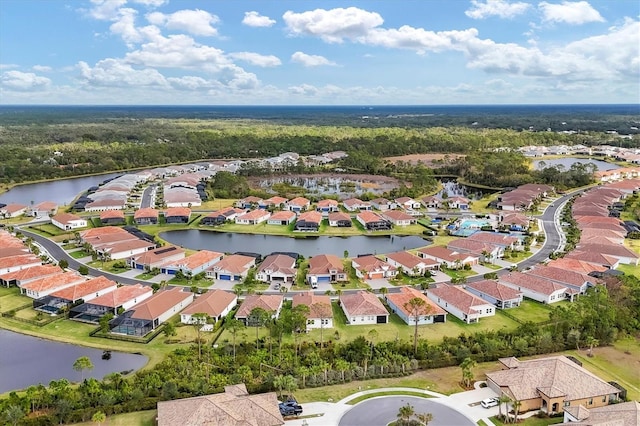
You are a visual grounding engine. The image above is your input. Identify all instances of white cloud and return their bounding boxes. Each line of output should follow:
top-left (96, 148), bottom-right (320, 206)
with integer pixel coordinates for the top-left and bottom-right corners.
top-left (1, 70), bottom-right (51, 91)
top-left (167, 76), bottom-right (218, 91)
top-left (87, 0), bottom-right (127, 21)
top-left (229, 52), bottom-right (281, 67)
top-left (130, 0), bottom-right (166, 6)
top-left (109, 7), bottom-right (145, 45)
top-left (291, 51), bottom-right (337, 67)
top-left (0, 63), bottom-right (19, 70)
top-left (146, 9), bottom-right (219, 36)
top-left (539, 1), bottom-right (605, 25)
top-left (78, 58), bottom-right (168, 87)
top-left (242, 11), bottom-right (276, 28)
top-left (465, 0), bottom-right (531, 19)
top-left (32, 65), bottom-right (52, 72)
top-left (363, 26), bottom-right (479, 54)
top-left (283, 7), bottom-right (384, 43)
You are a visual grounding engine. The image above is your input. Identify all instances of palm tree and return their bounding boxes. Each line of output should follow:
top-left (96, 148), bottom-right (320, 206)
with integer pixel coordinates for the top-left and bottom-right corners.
top-left (191, 312), bottom-right (209, 360)
top-left (416, 412), bottom-right (433, 426)
top-left (586, 336), bottom-right (599, 357)
top-left (404, 297), bottom-right (430, 355)
top-left (397, 403), bottom-right (415, 425)
top-left (512, 400), bottom-right (522, 424)
top-left (72, 356), bottom-right (94, 382)
top-left (459, 357), bottom-right (477, 388)
top-left (498, 394), bottom-right (512, 421)
top-left (226, 318), bottom-right (244, 360)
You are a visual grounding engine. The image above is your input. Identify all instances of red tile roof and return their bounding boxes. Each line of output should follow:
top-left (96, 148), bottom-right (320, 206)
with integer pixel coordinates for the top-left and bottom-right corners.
top-left (546, 258), bottom-right (607, 274)
top-left (52, 212), bottom-right (84, 225)
top-left (499, 271), bottom-right (566, 296)
top-left (128, 287), bottom-right (193, 320)
top-left (308, 254), bottom-right (344, 275)
top-left (181, 290), bottom-right (237, 317)
top-left (427, 284), bottom-right (492, 315)
top-left (288, 197), bottom-right (310, 207)
top-left (297, 210), bottom-right (322, 224)
top-left (292, 292), bottom-right (332, 319)
top-left (50, 276), bottom-right (117, 301)
top-left (386, 251), bottom-right (434, 269)
top-left (87, 284), bottom-right (152, 308)
top-left (236, 294), bottom-right (283, 318)
top-left (340, 291), bottom-right (388, 316)
top-left (268, 210), bottom-right (296, 221)
top-left (465, 280), bottom-right (522, 302)
top-left (134, 208), bottom-right (159, 219)
top-left (100, 210), bottom-right (125, 220)
top-left (211, 255), bottom-right (255, 274)
top-left (316, 199), bottom-right (338, 207)
top-left (357, 210), bottom-right (385, 224)
top-left (0, 264), bottom-right (61, 282)
top-left (20, 272), bottom-right (85, 293)
top-left (165, 207), bottom-right (192, 217)
top-left (385, 287), bottom-right (446, 316)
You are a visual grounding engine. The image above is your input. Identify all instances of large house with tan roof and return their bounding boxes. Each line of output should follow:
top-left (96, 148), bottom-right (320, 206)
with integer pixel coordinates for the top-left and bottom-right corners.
top-left (293, 292), bottom-right (333, 330)
top-left (545, 258), bottom-right (607, 275)
top-left (370, 198), bottom-right (396, 211)
top-left (339, 291), bottom-right (389, 325)
top-left (51, 212), bottom-right (87, 230)
top-left (499, 271), bottom-right (570, 304)
top-left (343, 198), bottom-right (372, 212)
top-left (306, 254), bottom-right (347, 286)
top-left (575, 243), bottom-right (639, 265)
top-left (235, 294), bottom-right (284, 325)
top-left (0, 203), bottom-right (27, 218)
top-left (235, 209), bottom-right (271, 225)
top-left (162, 250), bottom-right (223, 276)
top-left (33, 276), bottom-right (118, 314)
top-left (385, 287), bottom-right (446, 325)
top-left (180, 289), bottom-right (238, 324)
top-left (467, 231), bottom-right (522, 250)
top-left (0, 264), bottom-right (61, 287)
top-left (464, 280), bottom-right (523, 309)
top-left (526, 265), bottom-right (598, 295)
top-left (560, 400), bottom-right (639, 426)
top-left (385, 251), bottom-right (438, 276)
top-left (207, 254), bottom-right (256, 281)
top-left (447, 238), bottom-right (504, 263)
top-left (328, 212), bottom-right (352, 227)
top-left (20, 271), bottom-right (86, 299)
top-left (426, 284), bottom-right (496, 323)
top-left (351, 255), bottom-right (397, 280)
top-left (134, 207), bottom-right (159, 225)
top-left (157, 383), bottom-right (284, 426)
top-left (417, 246), bottom-right (479, 269)
top-left (565, 250), bottom-right (621, 269)
top-left (256, 254), bottom-right (297, 283)
top-left (260, 196), bottom-right (288, 209)
top-left (486, 356), bottom-right (620, 415)
top-left (109, 287), bottom-right (194, 336)
top-left (29, 201), bottom-right (58, 217)
top-left (70, 284), bottom-right (153, 323)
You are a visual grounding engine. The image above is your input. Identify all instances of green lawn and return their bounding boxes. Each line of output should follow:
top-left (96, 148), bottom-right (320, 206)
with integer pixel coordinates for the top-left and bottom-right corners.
top-left (135, 272), bottom-right (160, 280)
top-left (441, 267), bottom-right (477, 280)
top-left (346, 391), bottom-right (432, 405)
top-left (0, 287), bottom-right (31, 312)
top-left (169, 276), bottom-right (214, 288)
top-left (510, 299), bottom-right (553, 324)
top-left (71, 409), bottom-right (157, 426)
top-left (617, 263), bottom-right (640, 279)
top-left (87, 259), bottom-right (131, 274)
top-left (492, 416), bottom-right (563, 426)
top-left (69, 250), bottom-right (92, 259)
top-left (505, 250), bottom-right (534, 263)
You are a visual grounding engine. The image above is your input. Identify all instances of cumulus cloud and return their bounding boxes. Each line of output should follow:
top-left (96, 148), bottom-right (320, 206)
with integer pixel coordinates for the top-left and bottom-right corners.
top-left (167, 75), bottom-right (218, 91)
top-left (291, 51), bottom-right (337, 67)
top-left (146, 9), bottom-right (219, 36)
top-left (465, 0), bottom-right (531, 19)
top-left (283, 7), bottom-right (384, 43)
top-left (229, 52), bottom-right (281, 67)
top-left (539, 1), bottom-right (605, 25)
top-left (87, 0), bottom-right (127, 21)
top-left (242, 11), bottom-right (276, 27)
top-left (78, 58), bottom-right (168, 87)
top-left (1, 70), bottom-right (51, 91)
top-left (32, 65), bottom-right (52, 72)
top-left (0, 63), bottom-right (19, 70)
top-left (130, 0), bottom-right (166, 6)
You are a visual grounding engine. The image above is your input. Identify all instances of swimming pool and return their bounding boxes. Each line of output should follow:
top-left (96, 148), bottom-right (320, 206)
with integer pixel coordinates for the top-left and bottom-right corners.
top-left (459, 219), bottom-right (489, 229)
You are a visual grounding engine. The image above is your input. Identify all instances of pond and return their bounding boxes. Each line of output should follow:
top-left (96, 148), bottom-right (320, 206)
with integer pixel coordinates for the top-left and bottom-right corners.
top-left (435, 180), bottom-right (493, 200)
top-left (0, 329), bottom-right (147, 393)
top-left (532, 158), bottom-right (620, 171)
top-left (160, 230), bottom-right (429, 258)
top-left (253, 174), bottom-right (400, 199)
top-left (0, 172), bottom-right (123, 207)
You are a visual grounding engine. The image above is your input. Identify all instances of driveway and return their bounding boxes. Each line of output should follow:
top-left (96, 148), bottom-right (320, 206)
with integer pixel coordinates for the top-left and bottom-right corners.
top-left (211, 279), bottom-right (238, 291)
top-left (365, 278), bottom-right (393, 290)
top-left (444, 387), bottom-right (501, 421)
top-left (471, 264), bottom-right (495, 275)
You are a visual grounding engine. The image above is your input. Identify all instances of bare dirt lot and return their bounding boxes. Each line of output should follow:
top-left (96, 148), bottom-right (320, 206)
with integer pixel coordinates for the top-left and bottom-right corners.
top-left (384, 153), bottom-right (464, 167)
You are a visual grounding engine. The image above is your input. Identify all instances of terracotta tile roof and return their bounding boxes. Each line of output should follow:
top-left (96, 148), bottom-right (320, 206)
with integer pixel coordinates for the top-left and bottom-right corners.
top-left (386, 251), bottom-right (434, 269)
top-left (340, 291), bottom-right (388, 316)
top-left (268, 210), bottom-right (296, 221)
top-left (576, 216), bottom-right (623, 225)
top-left (134, 208), bottom-right (159, 219)
top-left (80, 226), bottom-right (130, 239)
top-left (181, 290), bottom-right (237, 317)
top-left (85, 198), bottom-right (126, 208)
top-left (50, 276), bottom-right (117, 301)
top-left (173, 250), bottom-right (222, 270)
top-left (499, 271), bottom-right (567, 296)
top-left (87, 284), bottom-right (151, 308)
top-left (343, 198), bottom-right (366, 207)
top-left (211, 255), bottom-right (255, 274)
top-left (352, 255), bottom-right (396, 273)
top-left (580, 228), bottom-right (627, 240)
top-left (418, 246), bottom-right (475, 263)
top-left (395, 197), bottom-right (415, 204)
top-left (546, 258), bottom-right (607, 274)
top-left (565, 251), bottom-right (620, 268)
top-left (465, 280), bottom-right (522, 302)
top-left (317, 199), bottom-right (338, 207)
top-left (467, 232), bottom-right (518, 246)
top-left (288, 197), bottom-right (310, 207)
top-left (383, 210), bottom-right (413, 221)
top-left (297, 210), bottom-right (322, 224)
top-left (292, 291), bottom-right (332, 319)
top-left (328, 212), bottom-right (351, 222)
top-left (371, 197), bottom-right (390, 204)
top-left (52, 212), bottom-right (84, 225)
top-left (100, 210), bottom-right (125, 220)
top-left (33, 201), bottom-right (58, 211)
top-left (97, 239), bottom-right (156, 254)
top-left (0, 254), bottom-right (41, 269)
top-left (307, 254), bottom-right (344, 275)
top-left (20, 272), bottom-right (84, 293)
top-left (157, 384), bottom-right (283, 426)
top-left (0, 247), bottom-right (31, 259)
top-left (165, 207), bottom-right (191, 217)
top-left (577, 222), bottom-right (627, 233)
top-left (2, 203), bottom-right (27, 214)
top-left (257, 254), bottom-right (296, 275)
top-left (263, 196), bottom-right (288, 205)
top-left (129, 287), bottom-right (193, 320)
top-left (132, 246), bottom-right (185, 265)
top-left (448, 239), bottom-right (499, 256)
top-left (427, 284), bottom-right (492, 315)
top-left (527, 265), bottom-right (596, 288)
top-left (580, 235), bottom-right (624, 246)
top-left (500, 213), bottom-right (529, 226)
top-left (357, 210), bottom-right (385, 223)
top-left (240, 196), bottom-right (263, 203)
top-left (576, 243), bottom-right (639, 260)
top-left (385, 287), bottom-right (446, 316)
top-left (0, 264), bottom-right (61, 282)
top-left (236, 294), bottom-right (283, 318)
top-left (487, 356), bottom-right (620, 403)
top-left (237, 209), bottom-right (270, 221)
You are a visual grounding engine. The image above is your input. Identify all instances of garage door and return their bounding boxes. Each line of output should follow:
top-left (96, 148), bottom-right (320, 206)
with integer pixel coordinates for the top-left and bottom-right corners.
top-left (317, 276), bottom-right (331, 282)
top-left (166, 270), bottom-right (176, 275)
top-left (368, 272), bottom-right (384, 279)
top-left (219, 274), bottom-right (231, 280)
top-left (136, 264), bottom-right (144, 270)
top-left (233, 275), bottom-right (242, 281)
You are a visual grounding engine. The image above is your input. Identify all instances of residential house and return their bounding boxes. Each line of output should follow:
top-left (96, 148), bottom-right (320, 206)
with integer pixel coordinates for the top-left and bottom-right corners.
top-left (339, 291), bottom-right (389, 325)
top-left (256, 254), bottom-right (297, 283)
top-left (129, 246), bottom-right (185, 271)
top-left (447, 239), bottom-right (504, 263)
top-left (51, 213), bottom-right (87, 230)
top-left (235, 196), bottom-right (263, 209)
top-left (499, 271), bottom-right (570, 304)
top-left (560, 401), bottom-right (639, 426)
top-left (156, 384), bottom-right (284, 426)
top-left (266, 210), bottom-right (296, 226)
top-left (526, 265), bottom-right (598, 296)
top-left (0, 254), bottom-right (43, 275)
top-left (292, 292), bottom-right (333, 330)
top-left (417, 246), bottom-right (479, 269)
top-left (200, 207), bottom-right (244, 225)
top-left (351, 255), bottom-right (397, 279)
top-left (134, 208), bottom-right (159, 225)
top-left (467, 232), bottom-right (522, 251)
top-left (84, 198), bottom-right (127, 212)
top-left (385, 287), bottom-right (446, 325)
top-left (381, 210), bottom-right (416, 226)
top-left (316, 199), bottom-right (339, 215)
top-left (109, 287), bottom-right (194, 336)
top-left (180, 290), bottom-right (238, 324)
top-left (486, 356), bottom-right (620, 415)
top-left (343, 198), bottom-right (371, 212)
top-left (29, 201), bottom-right (58, 217)
top-left (421, 196), bottom-right (441, 209)
top-left (235, 209), bottom-right (271, 225)
top-left (370, 198), bottom-right (396, 211)
top-left (33, 276), bottom-right (118, 314)
top-left (164, 207), bottom-right (191, 224)
top-left (100, 210), bottom-right (126, 225)
top-left (426, 284), bottom-right (496, 324)
top-left (464, 280), bottom-right (523, 309)
top-left (286, 197), bottom-right (310, 212)
top-left (565, 251), bottom-right (621, 269)
top-left (447, 196), bottom-right (471, 210)
top-left (163, 188), bottom-right (201, 208)
top-left (328, 212), bottom-right (352, 227)
top-left (545, 258), bottom-right (608, 275)
top-left (306, 254), bottom-right (347, 285)
top-left (207, 254), bottom-right (255, 281)
top-left (69, 284), bottom-right (153, 323)
top-left (235, 294), bottom-right (284, 325)
top-left (294, 211), bottom-right (322, 231)
top-left (0, 203), bottom-right (27, 218)
top-left (356, 211), bottom-right (391, 230)
top-left (162, 250), bottom-right (223, 276)
top-left (395, 197), bottom-right (421, 210)
top-left (94, 238), bottom-right (156, 261)
top-left (0, 264), bottom-right (61, 288)
top-left (385, 251), bottom-right (438, 276)
top-left (260, 196), bottom-right (288, 209)
top-left (574, 243), bottom-right (639, 265)
top-left (20, 272), bottom-right (86, 299)
top-left (500, 212), bottom-right (530, 231)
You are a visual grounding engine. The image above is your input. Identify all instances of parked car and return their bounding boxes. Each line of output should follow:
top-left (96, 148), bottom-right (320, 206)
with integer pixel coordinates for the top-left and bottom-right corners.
top-left (481, 397), bottom-right (499, 408)
top-left (279, 401), bottom-right (303, 416)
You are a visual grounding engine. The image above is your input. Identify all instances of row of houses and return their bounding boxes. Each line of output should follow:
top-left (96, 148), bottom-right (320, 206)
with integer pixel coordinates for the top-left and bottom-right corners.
top-left (0, 201), bottom-right (59, 219)
top-left (497, 183), bottom-right (554, 211)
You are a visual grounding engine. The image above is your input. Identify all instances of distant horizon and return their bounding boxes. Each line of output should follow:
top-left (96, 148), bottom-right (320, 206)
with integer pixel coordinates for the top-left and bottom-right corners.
top-left (1, 103), bottom-right (638, 107)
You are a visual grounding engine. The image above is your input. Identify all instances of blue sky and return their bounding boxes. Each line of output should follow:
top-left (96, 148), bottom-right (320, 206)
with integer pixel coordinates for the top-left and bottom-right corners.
top-left (1, 0), bottom-right (638, 105)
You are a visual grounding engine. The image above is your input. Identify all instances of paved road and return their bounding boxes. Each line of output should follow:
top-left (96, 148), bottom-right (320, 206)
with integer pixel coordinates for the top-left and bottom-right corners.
top-left (338, 396), bottom-right (475, 426)
top-left (140, 184), bottom-right (156, 209)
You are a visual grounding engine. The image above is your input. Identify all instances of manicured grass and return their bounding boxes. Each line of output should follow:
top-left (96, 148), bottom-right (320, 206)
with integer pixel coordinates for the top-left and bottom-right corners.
top-left (135, 272), bottom-right (159, 280)
top-left (0, 287), bottom-right (31, 312)
top-left (346, 390), bottom-right (432, 404)
top-left (617, 263), bottom-right (640, 279)
top-left (199, 199), bottom-right (235, 210)
top-left (505, 250), bottom-right (533, 263)
top-left (441, 267), bottom-right (477, 280)
top-left (510, 299), bottom-right (552, 324)
top-left (62, 243), bottom-right (78, 250)
top-left (71, 409), bottom-right (157, 426)
top-left (492, 415), bottom-right (563, 426)
top-left (69, 250), bottom-right (92, 259)
top-left (87, 259), bottom-right (131, 274)
top-left (169, 276), bottom-right (213, 288)
top-left (470, 193), bottom-right (501, 214)
top-left (480, 262), bottom-right (502, 270)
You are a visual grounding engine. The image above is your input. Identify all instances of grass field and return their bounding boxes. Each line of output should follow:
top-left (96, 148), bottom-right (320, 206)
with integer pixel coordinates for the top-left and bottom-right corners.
top-left (510, 299), bottom-right (553, 324)
top-left (0, 287), bottom-right (31, 311)
top-left (70, 409), bottom-right (157, 426)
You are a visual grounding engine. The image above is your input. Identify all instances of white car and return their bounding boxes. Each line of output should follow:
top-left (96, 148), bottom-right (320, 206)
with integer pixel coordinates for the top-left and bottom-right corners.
top-left (481, 397), bottom-right (499, 408)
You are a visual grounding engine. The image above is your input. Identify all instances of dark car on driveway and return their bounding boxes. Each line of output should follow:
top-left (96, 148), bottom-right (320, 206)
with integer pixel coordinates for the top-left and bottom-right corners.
top-left (279, 401), bottom-right (303, 416)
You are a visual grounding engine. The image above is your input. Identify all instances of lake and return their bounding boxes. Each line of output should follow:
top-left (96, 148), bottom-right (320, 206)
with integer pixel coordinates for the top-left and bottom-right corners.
top-left (532, 158), bottom-right (620, 171)
top-left (0, 329), bottom-right (147, 393)
top-left (160, 230), bottom-right (429, 258)
top-left (0, 172), bottom-right (123, 206)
